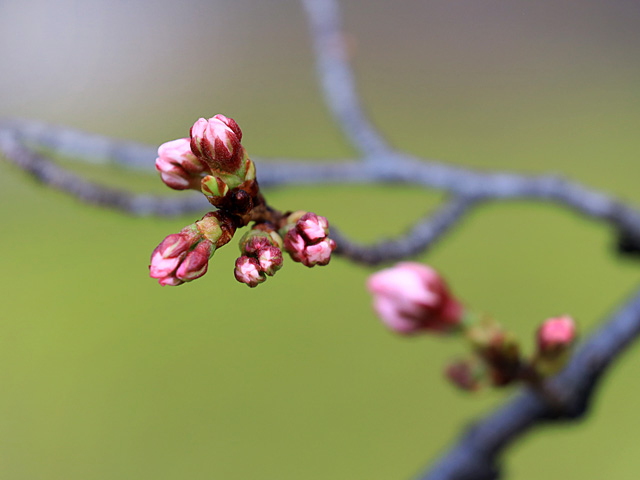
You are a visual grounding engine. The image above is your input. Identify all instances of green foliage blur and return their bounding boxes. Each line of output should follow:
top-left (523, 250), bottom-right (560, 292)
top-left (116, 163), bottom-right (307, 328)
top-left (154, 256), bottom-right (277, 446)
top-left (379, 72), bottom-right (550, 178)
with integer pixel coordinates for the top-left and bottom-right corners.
top-left (1, 1), bottom-right (640, 479)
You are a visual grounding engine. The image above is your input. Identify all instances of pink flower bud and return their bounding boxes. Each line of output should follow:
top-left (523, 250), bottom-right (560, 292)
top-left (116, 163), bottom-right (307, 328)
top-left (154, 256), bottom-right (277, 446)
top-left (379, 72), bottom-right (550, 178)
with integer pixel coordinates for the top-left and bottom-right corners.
top-left (537, 316), bottom-right (576, 353)
top-left (257, 246), bottom-right (283, 276)
top-left (298, 212), bottom-right (329, 242)
top-left (155, 138), bottom-right (206, 190)
top-left (149, 233), bottom-right (193, 285)
top-left (366, 262), bottom-right (463, 335)
top-left (189, 115), bottom-right (243, 174)
top-left (302, 238), bottom-right (335, 266)
top-left (234, 256), bottom-right (266, 288)
top-left (282, 212), bottom-right (336, 268)
top-left (175, 240), bottom-right (214, 281)
top-left (149, 228), bottom-right (214, 286)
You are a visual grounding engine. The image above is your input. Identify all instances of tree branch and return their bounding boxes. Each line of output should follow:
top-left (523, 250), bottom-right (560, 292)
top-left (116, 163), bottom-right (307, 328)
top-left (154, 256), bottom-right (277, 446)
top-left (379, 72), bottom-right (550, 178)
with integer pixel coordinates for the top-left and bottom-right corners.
top-left (332, 195), bottom-right (478, 265)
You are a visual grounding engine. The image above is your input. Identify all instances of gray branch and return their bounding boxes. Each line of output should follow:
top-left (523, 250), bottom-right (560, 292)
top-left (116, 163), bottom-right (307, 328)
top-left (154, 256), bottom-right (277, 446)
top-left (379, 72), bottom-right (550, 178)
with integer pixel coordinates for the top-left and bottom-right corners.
top-left (300, 0), bottom-right (390, 157)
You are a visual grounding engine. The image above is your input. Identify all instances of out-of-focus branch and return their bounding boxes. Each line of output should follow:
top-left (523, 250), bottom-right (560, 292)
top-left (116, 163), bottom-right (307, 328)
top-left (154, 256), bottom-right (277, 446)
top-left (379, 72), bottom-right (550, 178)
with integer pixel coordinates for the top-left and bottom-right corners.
top-left (0, 129), bottom-right (207, 216)
top-left (300, 0), bottom-right (390, 157)
top-left (332, 195), bottom-right (478, 265)
top-left (419, 285), bottom-right (640, 480)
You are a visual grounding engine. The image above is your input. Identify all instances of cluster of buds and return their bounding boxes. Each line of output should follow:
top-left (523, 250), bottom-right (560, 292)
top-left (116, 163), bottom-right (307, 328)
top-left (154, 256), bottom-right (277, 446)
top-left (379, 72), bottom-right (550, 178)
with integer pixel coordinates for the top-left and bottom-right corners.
top-left (366, 262), bottom-right (578, 391)
top-left (149, 212), bottom-right (236, 286)
top-left (150, 115), bottom-right (336, 287)
top-left (281, 211), bottom-right (336, 267)
top-left (234, 230), bottom-right (284, 287)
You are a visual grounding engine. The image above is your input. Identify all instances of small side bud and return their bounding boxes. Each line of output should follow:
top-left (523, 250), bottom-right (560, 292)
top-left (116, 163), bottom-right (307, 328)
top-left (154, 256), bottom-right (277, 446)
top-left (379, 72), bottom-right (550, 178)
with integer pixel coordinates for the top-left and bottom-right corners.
top-left (234, 256), bottom-right (266, 288)
top-left (537, 316), bottom-right (576, 353)
top-left (367, 262), bottom-right (464, 335)
top-left (201, 175), bottom-right (230, 199)
top-left (196, 211), bottom-right (237, 248)
top-left (533, 315), bottom-right (577, 376)
top-left (466, 319), bottom-right (522, 386)
top-left (445, 358), bottom-right (486, 392)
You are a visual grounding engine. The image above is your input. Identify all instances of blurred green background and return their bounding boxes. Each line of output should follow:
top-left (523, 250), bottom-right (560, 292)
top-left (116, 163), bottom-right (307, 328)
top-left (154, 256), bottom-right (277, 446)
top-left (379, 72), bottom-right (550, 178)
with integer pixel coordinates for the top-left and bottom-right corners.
top-left (1, 1), bottom-right (640, 479)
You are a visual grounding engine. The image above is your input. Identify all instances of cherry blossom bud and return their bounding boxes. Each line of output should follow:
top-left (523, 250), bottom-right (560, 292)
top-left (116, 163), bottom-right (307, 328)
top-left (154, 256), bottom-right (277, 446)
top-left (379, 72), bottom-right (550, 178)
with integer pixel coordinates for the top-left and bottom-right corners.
top-left (366, 262), bottom-right (464, 335)
top-left (149, 232), bottom-right (195, 286)
top-left (257, 246), bottom-right (283, 276)
top-left (155, 138), bottom-right (205, 190)
top-left (175, 240), bottom-right (214, 281)
top-left (297, 212), bottom-right (329, 242)
top-left (282, 212), bottom-right (336, 267)
top-left (234, 256), bottom-right (266, 287)
top-left (537, 316), bottom-right (576, 353)
top-left (190, 115), bottom-right (243, 174)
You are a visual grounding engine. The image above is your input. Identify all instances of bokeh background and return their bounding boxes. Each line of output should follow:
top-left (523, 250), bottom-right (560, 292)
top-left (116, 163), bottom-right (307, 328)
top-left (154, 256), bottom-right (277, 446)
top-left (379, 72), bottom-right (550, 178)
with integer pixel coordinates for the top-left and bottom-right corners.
top-left (2, 1), bottom-right (640, 479)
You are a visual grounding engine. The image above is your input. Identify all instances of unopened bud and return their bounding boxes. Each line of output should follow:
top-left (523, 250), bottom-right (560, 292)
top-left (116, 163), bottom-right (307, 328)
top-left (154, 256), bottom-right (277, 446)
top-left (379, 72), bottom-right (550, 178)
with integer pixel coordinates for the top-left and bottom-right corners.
top-left (201, 175), bottom-right (230, 199)
top-left (149, 231), bottom-right (198, 286)
top-left (282, 212), bottom-right (336, 268)
top-left (367, 262), bottom-right (464, 335)
top-left (234, 256), bottom-right (266, 288)
top-left (537, 316), bottom-right (576, 353)
top-left (445, 358), bottom-right (486, 392)
top-left (175, 240), bottom-right (214, 281)
top-left (155, 138), bottom-right (206, 190)
top-left (257, 246), bottom-right (283, 276)
top-left (190, 115), bottom-right (243, 174)
top-left (533, 315), bottom-right (577, 376)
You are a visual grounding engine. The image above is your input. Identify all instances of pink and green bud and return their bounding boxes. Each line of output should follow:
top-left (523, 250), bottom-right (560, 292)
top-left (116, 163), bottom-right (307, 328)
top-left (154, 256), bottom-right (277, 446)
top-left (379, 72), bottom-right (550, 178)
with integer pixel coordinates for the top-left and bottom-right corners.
top-left (366, 262), bottom-right (464, 335)
top-left (234, 256), bottom-right (266, 287)
top-left (537, 316), bottom-right (576, 353)
top-left (155, 138), bottom-right (206, 190)
top-left (201, 175), bottom-right (230, 199)
top-left (533, 315), bottom-right (577, 376)
top-left (257, 246), bottom-right (283, 276)
top-left (190, 115), bottom-right (243, 174)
